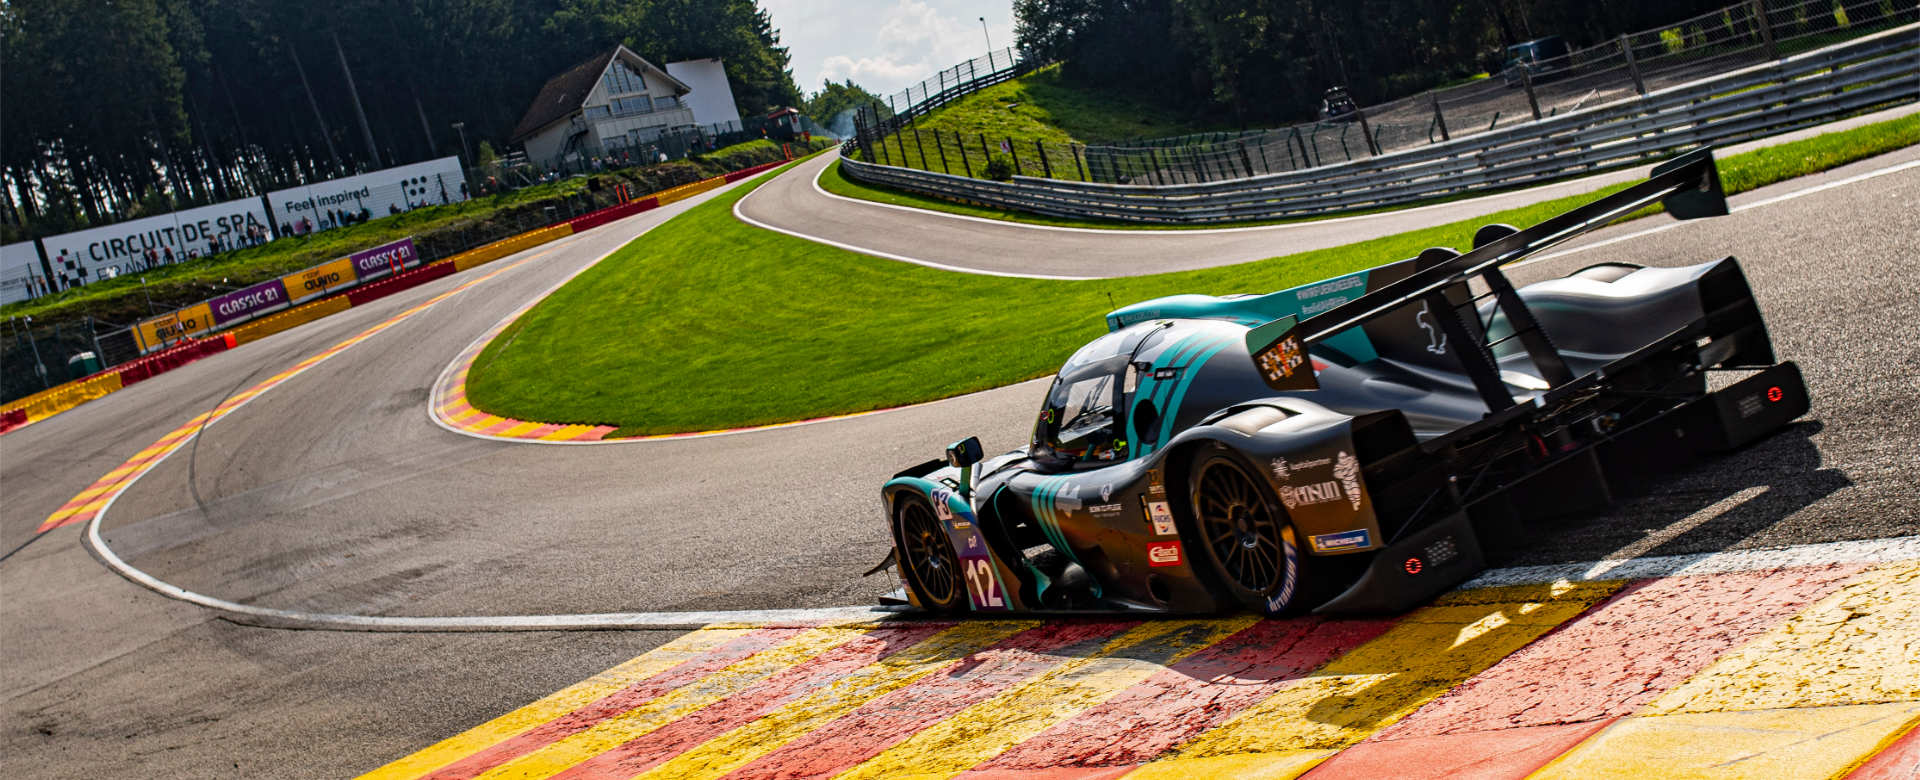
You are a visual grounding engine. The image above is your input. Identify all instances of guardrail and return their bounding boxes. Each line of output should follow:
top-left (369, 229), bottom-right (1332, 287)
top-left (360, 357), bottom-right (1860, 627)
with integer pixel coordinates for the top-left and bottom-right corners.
top-left (842, 25), bottom-right (1917, 224)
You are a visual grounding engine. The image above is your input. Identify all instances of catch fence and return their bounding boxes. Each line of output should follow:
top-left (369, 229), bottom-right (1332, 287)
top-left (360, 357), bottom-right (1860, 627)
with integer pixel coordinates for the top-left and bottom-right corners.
top-left (851, 0), bottom-right (1916, 185)
top-left (841, 26), bottom-right (1917, 224)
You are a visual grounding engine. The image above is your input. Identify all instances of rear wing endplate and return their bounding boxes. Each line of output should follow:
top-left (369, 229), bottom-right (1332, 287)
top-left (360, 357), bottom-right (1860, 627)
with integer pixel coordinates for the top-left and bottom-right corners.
top-left (1275, 147), bottom-right (1727, 412)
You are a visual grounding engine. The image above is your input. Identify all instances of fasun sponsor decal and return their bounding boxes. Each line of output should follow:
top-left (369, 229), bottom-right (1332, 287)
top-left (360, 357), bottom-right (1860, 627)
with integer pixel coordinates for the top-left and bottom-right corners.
top-left (1278, 480), bottom-right (1343, 510)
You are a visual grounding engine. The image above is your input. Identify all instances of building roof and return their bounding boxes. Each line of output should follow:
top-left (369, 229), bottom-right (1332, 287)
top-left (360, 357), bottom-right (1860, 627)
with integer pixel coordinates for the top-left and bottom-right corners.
top-left (509, 46), bottom-right (693, 143)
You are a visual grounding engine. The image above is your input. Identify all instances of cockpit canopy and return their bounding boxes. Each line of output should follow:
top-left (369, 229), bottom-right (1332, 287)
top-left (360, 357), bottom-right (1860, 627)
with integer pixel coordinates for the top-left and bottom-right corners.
top-left (1030, 323), bottom-right (1172, 470)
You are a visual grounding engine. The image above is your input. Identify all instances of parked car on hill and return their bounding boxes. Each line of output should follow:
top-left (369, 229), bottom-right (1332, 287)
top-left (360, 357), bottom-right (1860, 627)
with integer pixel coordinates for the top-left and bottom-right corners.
top-left (1503, 35), bottom-right (1573, 88)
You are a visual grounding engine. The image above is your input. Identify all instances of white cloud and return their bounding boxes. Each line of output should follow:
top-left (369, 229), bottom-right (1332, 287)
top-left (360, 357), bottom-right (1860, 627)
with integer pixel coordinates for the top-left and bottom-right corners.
top-left (760, 0), bottom-right (1014, 99)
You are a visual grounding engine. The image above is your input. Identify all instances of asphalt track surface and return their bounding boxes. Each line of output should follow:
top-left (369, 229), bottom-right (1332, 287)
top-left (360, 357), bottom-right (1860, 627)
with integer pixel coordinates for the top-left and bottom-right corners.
top-left (2, 123), bottom-right (1916, 776)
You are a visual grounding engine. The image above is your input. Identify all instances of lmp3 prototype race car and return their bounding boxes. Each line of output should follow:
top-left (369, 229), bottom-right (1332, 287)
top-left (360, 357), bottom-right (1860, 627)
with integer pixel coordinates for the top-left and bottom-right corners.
top-left (876, 148), bottom-right (1811, 617)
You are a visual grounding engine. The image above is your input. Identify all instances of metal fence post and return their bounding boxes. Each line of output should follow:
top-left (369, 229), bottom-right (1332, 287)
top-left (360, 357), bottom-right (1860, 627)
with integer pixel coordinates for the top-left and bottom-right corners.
top-left (894, 120), bottom-right (911, 167)
top-left (1356, 110), bottom-right (1381, 155)
top-left (913, 127), bottom-right (929, 170)
top-left (1621, 35), bottom-right (1648, 95)
top-left (934, 132), bottom-right (950, 174)
top-left (979, 133), bottom-right (991, 159)
top-left (1755, 0), bottom-right (1778, 59)
top-left (1035, 139), bottom-right (1052, 178)
top-left (1430, 94), bottom-right (1451, 141)
top-left (1007, 137), bottom-right (1022, 175)
top-left (1072, 144), bottom-right (1086, 182)
top-left (1522, 70), bottom-right (1544, 121)
top-left (1236, 141), bottom-right (1254, 177)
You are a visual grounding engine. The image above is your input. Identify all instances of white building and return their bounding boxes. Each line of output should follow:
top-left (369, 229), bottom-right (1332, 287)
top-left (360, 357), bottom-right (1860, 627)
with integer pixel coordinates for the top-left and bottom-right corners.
top-left (511, 46), bottom-right (699, 167)
top-left (664, 58), bottom-right (743, 131)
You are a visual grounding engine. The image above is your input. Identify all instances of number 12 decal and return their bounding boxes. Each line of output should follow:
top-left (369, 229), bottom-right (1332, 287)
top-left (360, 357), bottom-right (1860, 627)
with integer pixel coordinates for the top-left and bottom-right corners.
top-left (962, 557), bottom-right (1005, 608)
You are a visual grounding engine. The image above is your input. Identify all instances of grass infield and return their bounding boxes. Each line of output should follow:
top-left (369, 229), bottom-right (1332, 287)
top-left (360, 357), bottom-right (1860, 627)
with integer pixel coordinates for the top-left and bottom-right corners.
top-left (466, 114), bottom-right (1917, 436)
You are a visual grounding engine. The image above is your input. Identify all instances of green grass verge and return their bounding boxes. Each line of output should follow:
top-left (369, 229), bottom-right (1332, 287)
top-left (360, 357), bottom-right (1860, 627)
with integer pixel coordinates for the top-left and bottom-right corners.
top-left (466, 113), bottom-right (1918, 436)
top-left (826, 111), bottom-right (1920, 230)
top-left (902, 65), bottom-right (1233, 146)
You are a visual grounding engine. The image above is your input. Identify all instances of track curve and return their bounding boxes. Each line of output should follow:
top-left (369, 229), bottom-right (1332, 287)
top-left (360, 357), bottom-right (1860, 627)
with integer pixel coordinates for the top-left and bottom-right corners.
top-left (2, 122), bottom-right (1916, 776)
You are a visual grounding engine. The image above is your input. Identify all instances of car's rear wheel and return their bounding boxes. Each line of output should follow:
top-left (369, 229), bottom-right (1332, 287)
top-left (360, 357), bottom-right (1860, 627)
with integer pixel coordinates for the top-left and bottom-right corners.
top-left (892, 494), bottom-right (966, 614)
top-left (1186, 446), bottom-right (1313, 616)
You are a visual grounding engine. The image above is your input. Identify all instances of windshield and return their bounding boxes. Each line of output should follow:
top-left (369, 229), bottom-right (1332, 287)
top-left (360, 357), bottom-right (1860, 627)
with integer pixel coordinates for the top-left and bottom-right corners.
top-left (1033, 372), bottom-right (1123, 468)
top-left (1029, 321), bottom-right (1169, 470)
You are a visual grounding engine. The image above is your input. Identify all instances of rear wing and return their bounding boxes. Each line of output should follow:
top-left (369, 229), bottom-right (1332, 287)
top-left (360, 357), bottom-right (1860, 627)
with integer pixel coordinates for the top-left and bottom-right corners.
top-left (1255, 148), bottom-right (1728, 410)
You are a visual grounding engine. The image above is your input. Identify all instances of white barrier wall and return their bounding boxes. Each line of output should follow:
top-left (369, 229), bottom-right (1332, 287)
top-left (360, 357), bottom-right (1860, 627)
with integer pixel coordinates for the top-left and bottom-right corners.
top-left (2, 241), bottom-right (46, 305)
top-left (267, 156), bottom-right (467, 235)
top-left (39, 198), bottom-right (273, 287)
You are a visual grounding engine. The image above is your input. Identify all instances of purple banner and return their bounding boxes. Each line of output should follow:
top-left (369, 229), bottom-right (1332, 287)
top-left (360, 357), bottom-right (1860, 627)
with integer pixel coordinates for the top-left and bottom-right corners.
top-left (347, 238), bottom-right (418, 281)
top-left (208, 279), bottom-right (290, 326)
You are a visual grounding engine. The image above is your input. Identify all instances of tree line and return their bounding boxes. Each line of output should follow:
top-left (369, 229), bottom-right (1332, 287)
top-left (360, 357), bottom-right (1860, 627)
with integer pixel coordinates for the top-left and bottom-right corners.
top-left (0, 0), bottom-right (803, 241)
top-left (1013, 0), bottom-right (1758, 130)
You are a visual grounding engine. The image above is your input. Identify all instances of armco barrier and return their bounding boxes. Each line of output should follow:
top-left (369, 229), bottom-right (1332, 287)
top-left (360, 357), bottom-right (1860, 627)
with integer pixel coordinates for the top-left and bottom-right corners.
top-left (346, 260), bottom-right (457, 306)
top-left (229, 296), bottom-right (354, 346)
top-left (16, 372), bottom-right (123, 423)
top-left (116, 336), bottom-right (234, 387)
top-left (450, 224), bottom-right (574, 273)
top-left (844, 26), bottom-right (1918, 223)
top-left (723, 159), bottom-right (790, 183)
top-left (567, 197), bottom-right (659, 232)
top-left (0, 408), bottom-right (25, 433)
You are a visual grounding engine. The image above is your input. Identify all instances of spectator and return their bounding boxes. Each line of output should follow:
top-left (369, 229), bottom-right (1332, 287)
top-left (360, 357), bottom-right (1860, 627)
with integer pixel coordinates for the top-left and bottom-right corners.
top-left (208, 237), bottom-right (219, 256)
top-left (163, 246), bottom-right (175, 265)
top-left (146, 246), bottom-right (159, 270)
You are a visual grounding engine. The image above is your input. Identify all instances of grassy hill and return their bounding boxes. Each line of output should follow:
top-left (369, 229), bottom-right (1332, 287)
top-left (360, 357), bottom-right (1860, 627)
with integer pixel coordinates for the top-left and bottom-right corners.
top-left (892, 66), bottom-right (1232, 146)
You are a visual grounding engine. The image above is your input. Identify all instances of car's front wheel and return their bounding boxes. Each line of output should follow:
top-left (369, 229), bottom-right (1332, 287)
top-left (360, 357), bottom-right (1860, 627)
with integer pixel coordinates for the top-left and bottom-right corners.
top-left (1186, 445), bottom-right (1316, 616)
top-left (891, 493), bottom-right (966, 614)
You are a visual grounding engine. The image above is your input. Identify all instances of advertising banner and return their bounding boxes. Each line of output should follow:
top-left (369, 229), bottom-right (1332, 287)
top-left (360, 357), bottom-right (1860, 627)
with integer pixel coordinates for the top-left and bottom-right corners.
top-left (135, 303), bottom-right (214, 352)
top-left (208, 279), bottom-right (292, 327)
top-left (39, 197), bottom-right (273, 287)
top-left (268, 157), bottom-right (466, 236)
top-left (1, 241), bottom-right (45, 305)
top-left (280, 257), bottom-right (357, 305)
top-left (346, 238), bottom-right (419, 282)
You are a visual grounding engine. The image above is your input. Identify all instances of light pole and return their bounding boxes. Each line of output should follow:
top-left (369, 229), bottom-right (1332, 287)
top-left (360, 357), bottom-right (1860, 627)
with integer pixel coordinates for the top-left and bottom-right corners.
top-left (451, 121), bottom-right (472, 170)
top-left (980, 17), bottom-right (992, 53)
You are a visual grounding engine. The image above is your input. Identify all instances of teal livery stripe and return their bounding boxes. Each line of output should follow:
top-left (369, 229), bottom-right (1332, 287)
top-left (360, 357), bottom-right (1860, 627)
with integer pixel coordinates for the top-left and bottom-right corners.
top-left (1134, 333), bottom-right (1231, 458)
top-left (1156, 335), bottom-right (1237, 448)
top-left (1033, 477), bottom-right (1080, 566)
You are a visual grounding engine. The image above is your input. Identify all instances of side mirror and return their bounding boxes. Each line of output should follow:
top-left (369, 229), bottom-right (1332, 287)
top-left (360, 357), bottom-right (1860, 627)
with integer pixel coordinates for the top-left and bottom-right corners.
top-left (945, 436), bottom-right (983, 468)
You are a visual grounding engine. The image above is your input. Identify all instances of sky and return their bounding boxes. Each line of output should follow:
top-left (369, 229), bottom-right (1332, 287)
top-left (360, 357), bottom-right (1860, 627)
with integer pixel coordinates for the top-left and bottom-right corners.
top-left (759, 0), bottom-right (1017, 101)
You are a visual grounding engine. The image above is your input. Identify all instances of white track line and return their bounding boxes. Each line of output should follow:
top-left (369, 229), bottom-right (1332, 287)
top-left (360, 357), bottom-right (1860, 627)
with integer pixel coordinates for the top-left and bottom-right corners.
top-left (762, 152), bottom-right (1919, 280)
top-left (1511, 158), bottom-right (1920, 270)
top-left (732, 175), bottom-right (1099, 280)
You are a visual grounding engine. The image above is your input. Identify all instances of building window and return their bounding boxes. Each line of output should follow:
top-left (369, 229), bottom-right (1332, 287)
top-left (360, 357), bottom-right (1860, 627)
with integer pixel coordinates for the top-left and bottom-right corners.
top-left (654, 95), bottom-right (679, 110)
top-left (603, 61), bottom-right (647, 96)
top-left (611, 95), bottom-right (653, 117)
top-left (584, 105), bottom-right (611, 120)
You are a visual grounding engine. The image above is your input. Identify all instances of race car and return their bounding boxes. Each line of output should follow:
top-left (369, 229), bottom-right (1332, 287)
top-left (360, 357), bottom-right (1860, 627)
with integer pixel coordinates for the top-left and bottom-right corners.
top-left (876, 148), bottom-right (1810, 616)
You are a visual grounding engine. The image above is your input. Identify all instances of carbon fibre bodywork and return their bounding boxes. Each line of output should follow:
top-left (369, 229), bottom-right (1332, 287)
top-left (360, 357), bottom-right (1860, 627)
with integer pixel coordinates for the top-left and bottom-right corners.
top-left (879, 149), bottom-right (1811, 616)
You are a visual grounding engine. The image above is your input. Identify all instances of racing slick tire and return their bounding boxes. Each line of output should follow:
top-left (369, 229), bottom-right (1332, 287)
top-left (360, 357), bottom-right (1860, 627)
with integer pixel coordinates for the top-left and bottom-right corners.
top-left (1183, 444), bottom-right (1343, 616)
top-left (891, 493), bottom-right (968, 615)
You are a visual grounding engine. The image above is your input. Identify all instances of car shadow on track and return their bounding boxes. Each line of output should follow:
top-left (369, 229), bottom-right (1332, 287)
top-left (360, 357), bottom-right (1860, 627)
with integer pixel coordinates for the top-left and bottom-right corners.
top-left (1516, 420), bottom-right (1851, 566)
